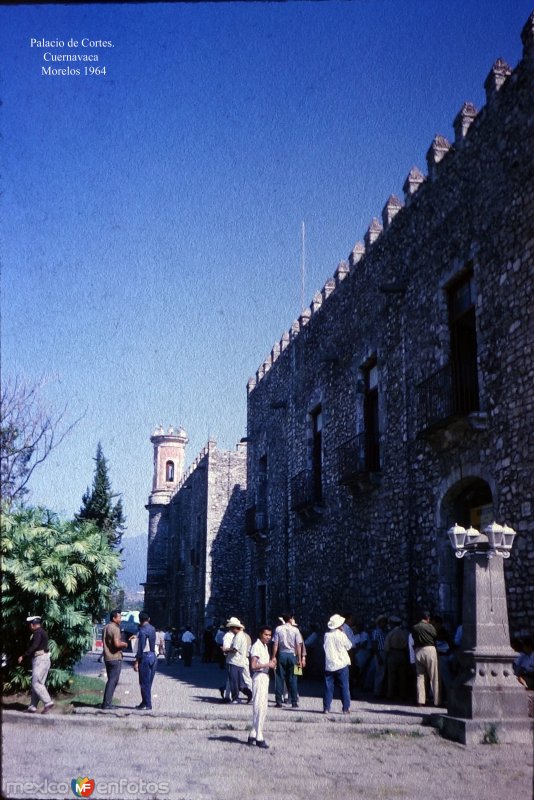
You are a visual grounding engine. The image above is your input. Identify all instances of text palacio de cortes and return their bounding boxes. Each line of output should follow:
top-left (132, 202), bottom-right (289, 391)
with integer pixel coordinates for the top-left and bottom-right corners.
top-left (30, 38), bottom-right (113, 48)
top-left (30, 38), bottom-right (112, 64)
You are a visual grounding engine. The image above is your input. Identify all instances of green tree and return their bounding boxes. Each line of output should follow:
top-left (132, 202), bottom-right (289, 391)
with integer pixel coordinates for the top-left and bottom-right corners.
top-left (77, 442), bottom-right (126, 549)
top-left (1, 505), bottom-right (121, 694)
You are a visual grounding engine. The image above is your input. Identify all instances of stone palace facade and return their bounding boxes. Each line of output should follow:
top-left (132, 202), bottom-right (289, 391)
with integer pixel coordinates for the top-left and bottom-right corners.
top-left (145, 13), bottom-right (533, 639)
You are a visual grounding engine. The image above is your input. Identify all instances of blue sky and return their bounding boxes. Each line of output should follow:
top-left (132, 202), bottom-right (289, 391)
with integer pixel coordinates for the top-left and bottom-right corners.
top-left (2, 1), bottom-right (532, 567)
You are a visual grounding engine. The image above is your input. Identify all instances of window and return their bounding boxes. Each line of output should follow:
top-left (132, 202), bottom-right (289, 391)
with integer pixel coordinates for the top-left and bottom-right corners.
top-left (363, 362), bottom-right (380, 471)
top-left (166, 461), bottom-right (175, 482)
top-left (311, 406), bottom-right (323, 502)
top-left (449, 271), bottom-right (479, 415)
top-left (258, 456), bottom-right (267, 507)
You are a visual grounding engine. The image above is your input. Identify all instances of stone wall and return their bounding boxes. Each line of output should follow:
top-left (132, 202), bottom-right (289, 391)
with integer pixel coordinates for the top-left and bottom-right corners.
top-left (245, 13), bottom-right (534, 636)
top-left (156, 440), bottom-right (248, 639)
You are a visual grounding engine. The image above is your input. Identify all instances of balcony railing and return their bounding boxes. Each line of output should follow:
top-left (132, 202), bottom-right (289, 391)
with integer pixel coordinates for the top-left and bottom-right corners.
top-left (290, 469), bottom-right (316, 511)
top-left (337, 432), bottom-right (380, 485)
top-left (417, 362), bottom-right (479, 433)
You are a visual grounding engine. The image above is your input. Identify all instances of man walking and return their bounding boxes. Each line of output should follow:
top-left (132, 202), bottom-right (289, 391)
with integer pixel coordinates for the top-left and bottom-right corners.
top-left (248, 626), bottom-right (276, 749)
top-left (101, 609), bottom-right (129, 709)
top-left (181, 626), bottom-right (196, 667)
top-left (133, 611), bottom-right (157, 710)
top-left (412, 610), bottom-right (440, 706)
top-left (272, 613), bottom-right (304, 708)
top-left (18, 616), bottom-right (54, 714)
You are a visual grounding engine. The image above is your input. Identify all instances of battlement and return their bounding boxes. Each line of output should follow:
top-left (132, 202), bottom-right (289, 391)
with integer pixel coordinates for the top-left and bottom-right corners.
top-left (171, 437), bottom-right (247, 495)
top-left (173, 438), bottom-right (217, 494)
top-left (247, 12), bottom-right (533, 395)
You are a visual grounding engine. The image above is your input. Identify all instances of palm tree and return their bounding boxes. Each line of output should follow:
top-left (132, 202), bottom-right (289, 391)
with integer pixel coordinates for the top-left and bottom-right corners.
top-left (1, 505), bottom-right (121, 693)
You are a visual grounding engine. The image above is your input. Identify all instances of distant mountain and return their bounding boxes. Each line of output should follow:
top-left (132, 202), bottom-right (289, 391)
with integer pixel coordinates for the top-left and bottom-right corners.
top-left (118, 533), bottom-right (147, 593)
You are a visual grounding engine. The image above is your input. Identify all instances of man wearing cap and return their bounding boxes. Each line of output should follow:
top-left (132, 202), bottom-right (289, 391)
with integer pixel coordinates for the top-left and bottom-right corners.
top-left (133, 611), bottom-right (157, 710)
top-left (323, 614), bottom-right (353, 714)
top-left (224, 617), bottom-right (252, 704)
top-left (412, 610), bottom-right (440, 706)
top-left (18, 616), bottom-right (54, 714)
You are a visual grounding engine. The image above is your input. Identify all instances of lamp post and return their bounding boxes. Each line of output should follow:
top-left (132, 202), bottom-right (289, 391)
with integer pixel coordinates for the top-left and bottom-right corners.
top-left (437, 522), bottom-right (529, 744)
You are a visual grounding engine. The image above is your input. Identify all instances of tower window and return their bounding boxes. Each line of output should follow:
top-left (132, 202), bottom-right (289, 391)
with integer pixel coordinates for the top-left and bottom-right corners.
top-left (166, 461), bottom-right (175, 482)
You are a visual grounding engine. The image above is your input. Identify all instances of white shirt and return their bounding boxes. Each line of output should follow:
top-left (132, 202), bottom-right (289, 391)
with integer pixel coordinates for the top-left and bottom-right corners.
top-left (250, 639), bottom-right (270, 675)
top-left (226, 630), bottom-right (248, 667)
top-left (323, 629), bottom-right (352, 672)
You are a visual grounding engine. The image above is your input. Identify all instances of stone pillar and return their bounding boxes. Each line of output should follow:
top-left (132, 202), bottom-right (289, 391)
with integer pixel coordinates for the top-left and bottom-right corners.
top-left (439, 536), bottom-right (529, 743)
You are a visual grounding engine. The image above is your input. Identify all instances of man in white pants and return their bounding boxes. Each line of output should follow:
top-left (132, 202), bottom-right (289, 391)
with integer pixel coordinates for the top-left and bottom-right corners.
top-left (248, 627), bottom-right (276, 749)
top-left (18, 616), bottom-right (54, 714)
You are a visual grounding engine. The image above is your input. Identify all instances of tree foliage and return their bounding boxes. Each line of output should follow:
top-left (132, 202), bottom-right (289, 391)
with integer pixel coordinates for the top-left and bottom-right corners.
top-left (1, 505), bottom-right (121, 693)
top-left (77, 442), bottom-right (126, 549)
top-left (0, 375), bottom-right (82, 508)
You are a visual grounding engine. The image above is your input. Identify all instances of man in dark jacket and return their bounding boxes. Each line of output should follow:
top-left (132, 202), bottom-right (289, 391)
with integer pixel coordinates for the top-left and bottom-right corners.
top-left (18, 616), bottom-right (54, 714)
top-left (133, 611), bottom-right (157, 710)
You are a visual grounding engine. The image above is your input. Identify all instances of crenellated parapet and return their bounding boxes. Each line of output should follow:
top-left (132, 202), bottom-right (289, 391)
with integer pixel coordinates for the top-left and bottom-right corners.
top-left (382, 195), bottom-right (403, 230)
top-left (173, 439), bottom-right (217, 494)
top-left (349, 245), bottom-right (364, 269)
top-left (453, 102), bottom-right (478, 144)
top-left (403, 167), bottom-right (425, 204)
top-left (484, 58), bottom-right (512, 103)
top-left (249, 14), bottom-right (523, 393)
top-left (364, 217), bottom-right (383, 249)
top-left (426, 135), bottom-right (452, 181)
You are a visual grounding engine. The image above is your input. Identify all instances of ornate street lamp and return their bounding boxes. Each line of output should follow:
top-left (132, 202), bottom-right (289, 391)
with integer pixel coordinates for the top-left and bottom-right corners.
top-left (446, 521), bottom-right (517, 559)
top-left (438, 519), bottom-right (528, 744)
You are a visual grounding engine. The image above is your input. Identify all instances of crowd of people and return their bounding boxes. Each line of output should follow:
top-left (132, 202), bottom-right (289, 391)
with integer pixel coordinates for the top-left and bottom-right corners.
top-left (17, 608), bottom-right (534, 743)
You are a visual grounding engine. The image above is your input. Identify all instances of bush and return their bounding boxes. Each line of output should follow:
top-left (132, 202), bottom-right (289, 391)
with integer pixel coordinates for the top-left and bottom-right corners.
top-left (1, 505), bottom-right (121, 693)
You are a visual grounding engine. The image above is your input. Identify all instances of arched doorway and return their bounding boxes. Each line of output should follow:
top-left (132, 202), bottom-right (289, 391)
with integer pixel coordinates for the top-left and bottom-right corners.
top-left (438, 477), bottom-right (494, 631)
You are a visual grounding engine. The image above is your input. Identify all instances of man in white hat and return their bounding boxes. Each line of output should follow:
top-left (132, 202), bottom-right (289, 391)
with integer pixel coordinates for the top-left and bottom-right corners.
top-left (18, 616), bottom-right (54, 714)
top-left (323, 614), bottom-right (353, 714)
top-left (224, 617), bottom-right (252, 704)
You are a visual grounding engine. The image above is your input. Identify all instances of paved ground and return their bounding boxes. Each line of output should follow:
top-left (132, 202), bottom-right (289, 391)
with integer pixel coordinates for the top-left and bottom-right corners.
top-left (2, 654), bottom-right (533, 800)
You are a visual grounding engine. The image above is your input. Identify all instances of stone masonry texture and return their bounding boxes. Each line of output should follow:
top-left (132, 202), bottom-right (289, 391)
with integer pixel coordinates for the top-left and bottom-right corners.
top-left (145, 437), bottom-right (247, 636)
top-left (244, 13), bottom-right (534, 637)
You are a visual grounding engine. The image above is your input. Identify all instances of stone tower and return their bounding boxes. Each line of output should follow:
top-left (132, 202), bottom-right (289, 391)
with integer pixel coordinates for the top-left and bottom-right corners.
top-left (149, 424), bottom-right (188, 503)
top-left (144, 425), bottom-right (188, 624)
